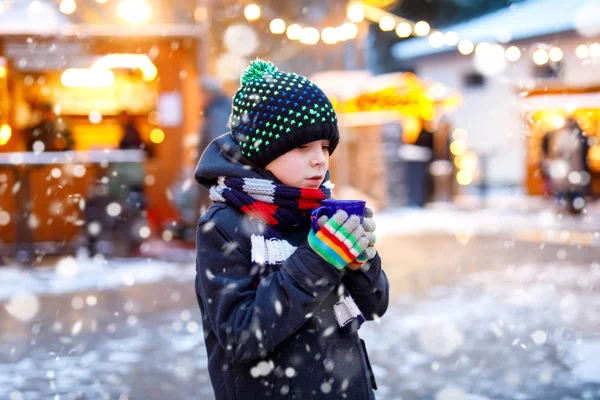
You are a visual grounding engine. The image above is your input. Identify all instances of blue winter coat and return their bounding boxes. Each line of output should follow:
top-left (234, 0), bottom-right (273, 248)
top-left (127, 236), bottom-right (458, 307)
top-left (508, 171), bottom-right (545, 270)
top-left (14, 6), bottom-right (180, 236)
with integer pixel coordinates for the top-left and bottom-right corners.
top-left (194, 134), bottom-right (389, 399)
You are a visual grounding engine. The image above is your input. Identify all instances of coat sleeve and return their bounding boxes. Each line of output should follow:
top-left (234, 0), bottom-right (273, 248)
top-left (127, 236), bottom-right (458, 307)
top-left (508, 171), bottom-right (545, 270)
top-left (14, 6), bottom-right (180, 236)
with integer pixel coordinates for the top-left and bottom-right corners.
top-left (342, 253), bottom-right (389, 321)
top-left (195, 216), bottom-right (344, 363)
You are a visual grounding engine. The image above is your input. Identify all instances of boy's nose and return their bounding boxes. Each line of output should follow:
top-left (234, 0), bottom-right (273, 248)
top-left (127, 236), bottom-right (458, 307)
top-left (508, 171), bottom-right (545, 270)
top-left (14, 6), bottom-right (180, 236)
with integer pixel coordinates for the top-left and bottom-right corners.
top-left (311, 149), bottom-right (327, 166)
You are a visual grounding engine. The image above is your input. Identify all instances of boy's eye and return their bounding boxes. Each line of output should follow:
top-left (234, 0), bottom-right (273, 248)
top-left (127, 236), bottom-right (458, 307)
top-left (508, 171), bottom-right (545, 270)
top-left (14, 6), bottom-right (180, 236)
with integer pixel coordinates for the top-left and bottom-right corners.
top-left (298, 145), bottom-right (308, 150)
top-left (322, 146), bottom-right (330, 151)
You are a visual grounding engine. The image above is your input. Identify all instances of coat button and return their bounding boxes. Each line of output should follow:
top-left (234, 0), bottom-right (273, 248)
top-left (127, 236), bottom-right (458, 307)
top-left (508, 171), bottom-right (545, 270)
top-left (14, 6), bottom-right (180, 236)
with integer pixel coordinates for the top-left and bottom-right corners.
top-left (323, 358), bottom-right (334, 372)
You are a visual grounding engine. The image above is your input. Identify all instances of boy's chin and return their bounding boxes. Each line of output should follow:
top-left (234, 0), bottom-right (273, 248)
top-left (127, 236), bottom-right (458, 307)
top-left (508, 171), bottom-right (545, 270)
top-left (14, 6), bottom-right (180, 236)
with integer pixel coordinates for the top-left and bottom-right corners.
top-left (301, 182), bottom-right (322, 189)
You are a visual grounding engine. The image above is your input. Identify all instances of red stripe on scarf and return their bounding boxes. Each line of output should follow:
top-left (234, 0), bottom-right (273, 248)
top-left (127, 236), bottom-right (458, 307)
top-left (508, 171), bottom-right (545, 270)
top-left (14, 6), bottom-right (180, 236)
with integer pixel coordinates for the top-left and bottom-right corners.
top-left (320, 225), bottom-right (356, 261)
top-left (298, 188), bottom-right (325, 209)
top-left (241, 203), bottom-right (279, 226)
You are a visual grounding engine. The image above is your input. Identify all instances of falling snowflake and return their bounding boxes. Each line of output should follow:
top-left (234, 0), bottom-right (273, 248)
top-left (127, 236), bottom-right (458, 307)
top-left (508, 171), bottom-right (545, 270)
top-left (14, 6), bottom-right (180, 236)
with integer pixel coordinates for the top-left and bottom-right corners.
top-left (4, 292), bottom-right (40, 322)
top-left (71, 320), bottom-right (83, 336)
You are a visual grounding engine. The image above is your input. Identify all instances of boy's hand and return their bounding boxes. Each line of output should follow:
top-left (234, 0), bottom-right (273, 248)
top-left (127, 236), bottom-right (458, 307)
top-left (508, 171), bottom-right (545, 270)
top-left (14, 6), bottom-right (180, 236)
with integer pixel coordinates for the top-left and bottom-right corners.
top-left (308, 210), bottom-right (370, 270)
top-left (347, 207), bottom-right (377, 271)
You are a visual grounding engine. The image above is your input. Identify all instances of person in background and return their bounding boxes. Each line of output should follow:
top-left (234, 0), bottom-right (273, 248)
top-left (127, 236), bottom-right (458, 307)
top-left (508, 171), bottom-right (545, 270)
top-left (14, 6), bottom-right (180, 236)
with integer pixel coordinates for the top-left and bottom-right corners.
top-left (118, 111), bottom-right (143, 150)
top-left (27, 103), bottom-right (75, 151)
top-left (91, 110), bottom-right (147, 255)
top-left (540, 130), bottom-right (554, 195)
top-left (112, 111), bottom-right (146, 198)
top-left (547, 118), bottom-right (590, 213)
top-left (196, 75), bottom-right (232, 215)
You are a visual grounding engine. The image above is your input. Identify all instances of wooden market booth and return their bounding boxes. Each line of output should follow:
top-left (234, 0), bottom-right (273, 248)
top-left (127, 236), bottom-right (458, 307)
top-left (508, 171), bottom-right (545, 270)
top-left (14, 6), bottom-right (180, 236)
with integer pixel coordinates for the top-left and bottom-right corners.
top-left (521, 83), bottom-right (600, 196)
top-left (311, 70), bottom-right (462, 209)
top-left (0, 5), bottom-right (204, 256)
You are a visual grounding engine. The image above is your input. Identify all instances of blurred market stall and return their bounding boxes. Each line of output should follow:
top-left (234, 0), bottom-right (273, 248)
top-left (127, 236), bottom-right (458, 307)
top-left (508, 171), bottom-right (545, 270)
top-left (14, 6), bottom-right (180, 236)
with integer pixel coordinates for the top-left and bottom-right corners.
top-left (521, 83), bottom-right (600, 199)
top-left (311, 70), bottom-right (462, 209)
top-left (0, 0), bottom-right (204, 263)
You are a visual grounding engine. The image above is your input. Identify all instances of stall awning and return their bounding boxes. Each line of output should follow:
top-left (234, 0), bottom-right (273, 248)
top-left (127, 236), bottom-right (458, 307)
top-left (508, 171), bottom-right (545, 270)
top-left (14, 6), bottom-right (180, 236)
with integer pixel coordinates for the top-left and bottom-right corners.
top-left (520, 83), bottom-right (600, 110)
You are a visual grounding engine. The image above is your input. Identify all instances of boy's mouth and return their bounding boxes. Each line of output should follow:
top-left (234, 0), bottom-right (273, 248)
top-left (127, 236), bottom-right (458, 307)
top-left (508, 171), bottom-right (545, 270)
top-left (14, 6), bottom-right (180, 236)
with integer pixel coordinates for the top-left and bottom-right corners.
top-left (305, 176), bottom-right (323, 186)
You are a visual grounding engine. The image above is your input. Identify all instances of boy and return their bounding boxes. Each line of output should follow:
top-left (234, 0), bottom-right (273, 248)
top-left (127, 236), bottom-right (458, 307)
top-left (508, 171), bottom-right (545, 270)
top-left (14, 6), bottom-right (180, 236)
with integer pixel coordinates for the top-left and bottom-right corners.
top-left (194, 60), bottom-right (389, 399)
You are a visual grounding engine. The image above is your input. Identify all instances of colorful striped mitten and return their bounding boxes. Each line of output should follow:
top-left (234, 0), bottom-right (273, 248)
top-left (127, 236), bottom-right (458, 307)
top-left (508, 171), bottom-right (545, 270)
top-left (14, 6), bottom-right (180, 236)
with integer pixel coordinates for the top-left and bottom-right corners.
top-left (308, 210), bottom-right (370, 270)
top-left (348, 207), bottom-right (377, 269)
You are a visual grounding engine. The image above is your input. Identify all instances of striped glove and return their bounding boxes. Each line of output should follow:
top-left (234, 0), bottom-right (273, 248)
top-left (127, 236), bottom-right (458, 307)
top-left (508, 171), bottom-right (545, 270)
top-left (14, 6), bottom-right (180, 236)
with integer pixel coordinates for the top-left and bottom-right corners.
top-left (347, 208), bottom-right (377, 270)
top-left (308, 210), bottom-right (370, 270)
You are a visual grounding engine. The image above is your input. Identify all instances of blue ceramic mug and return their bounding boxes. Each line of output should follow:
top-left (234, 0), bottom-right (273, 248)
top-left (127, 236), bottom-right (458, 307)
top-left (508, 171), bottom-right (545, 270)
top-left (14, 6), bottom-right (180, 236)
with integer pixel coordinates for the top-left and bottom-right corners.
top-left (310, 199), bottom-right (366, 232)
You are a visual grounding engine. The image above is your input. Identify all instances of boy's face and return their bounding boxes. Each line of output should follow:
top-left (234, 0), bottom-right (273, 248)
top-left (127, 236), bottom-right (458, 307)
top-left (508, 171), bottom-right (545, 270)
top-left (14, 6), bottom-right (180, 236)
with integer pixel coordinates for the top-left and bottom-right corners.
top-left (265, 139), bottom-right (330, 189)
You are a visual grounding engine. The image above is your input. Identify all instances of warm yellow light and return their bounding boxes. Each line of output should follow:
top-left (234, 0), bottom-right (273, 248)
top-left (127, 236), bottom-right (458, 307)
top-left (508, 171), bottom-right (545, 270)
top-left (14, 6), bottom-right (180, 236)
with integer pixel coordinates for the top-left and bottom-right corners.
top-left (379, 16), bottom-right (395, 32)
top-left (0, 124), bottom-right (11, 146)
top-left (92, 54), bottom-right (158, 81)
top-left (194, 6), bottom-right (207, 22)
top-left (0, 66), bottom-right (6, 78)
top-left (458, 40), bottom-right (474, 55)
top-left (118, 0), bottom-right (150, 24)
top-left (475, 42), bottom-right (490, 55)
top-left (589, 43), bottom-right (600, 57)
top-left (550, 114), bottom-right (565, 129)
top-left (329, 95), bottom-right (338, 110)
top-left (335, 26), bottom-right (347, 42)
top-left (535, 110), bottom-right (567, 132)
top-left (443, 31), bottom-right (459, 46)
top-left (244, 4), bottom-right (260, 21)
top-left (505, 46), bottom-right (521, 61)
top-left (28, 1), bottom-right (42, 14)
top-left (457, 170), bottom-right (473, 186)
top-left (460, 152), bottom-right (478, 171)
top-left (141, 63), bottom-right (158, 81)
top-left (338, 22), bottom-right (358, 41)
top-left (428, 31), bottom-right (445, 48)
top-left (321, 27), bottom-right (338, 45)
top-left (589, 146), bottom-right (600, 163)
top-left (347, 4), bottom-right (364, 23)
top-left (150, 128), bottom-right (165, 144)
top-left (533, 48), bottom-right (549, 65)
top-left (576, 44), bottom-right (590, 59)
top-left (300, 27), bottom-right (320, 45)
top-left (429, 82), bottom-right (447, 99)
top-left (450, 140), bottom-right (467, 156)
top-left (61, 68), bottom-right (115, 87)
top-left (549, 47), bottom-right (563, 62)
top-left (59, 0), bottom-right (76, 14)
top-left (396, 22), bottom-right (412, 38)
top-left (270, 18), bottom-right (286, 34)
top-left (414, 21), bottom-right (430, 36)
top-left (421, 107), bottom-right (436, 121)
top-left (452, 128), bottom-right (467, 141)
top-left (96, 0), bottom-right (107, 3)
top-left (402, 116), bottom-right (422, 144)
top-left (286, 24), bottom-right (303, 41)
top-left (453, 155), bottom-right (463, 169)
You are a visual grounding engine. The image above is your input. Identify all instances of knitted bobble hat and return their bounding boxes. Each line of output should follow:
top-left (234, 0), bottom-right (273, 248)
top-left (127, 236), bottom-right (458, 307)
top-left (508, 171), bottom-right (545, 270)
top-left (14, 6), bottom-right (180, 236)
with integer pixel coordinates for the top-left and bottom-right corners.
top-left (229, 60), bottom-right (339, 168)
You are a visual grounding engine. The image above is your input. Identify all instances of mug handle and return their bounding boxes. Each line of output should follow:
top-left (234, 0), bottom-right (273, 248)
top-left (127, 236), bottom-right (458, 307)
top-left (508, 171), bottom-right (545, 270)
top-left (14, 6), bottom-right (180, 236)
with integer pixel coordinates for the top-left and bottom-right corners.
top-left (310, 205), bottom-right (331, 232)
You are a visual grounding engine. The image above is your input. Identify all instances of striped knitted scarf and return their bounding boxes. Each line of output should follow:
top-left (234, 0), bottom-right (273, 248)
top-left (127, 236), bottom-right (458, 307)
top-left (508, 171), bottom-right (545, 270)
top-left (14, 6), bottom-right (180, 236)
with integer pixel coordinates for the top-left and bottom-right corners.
top-left (209, 176), bottom-right (364, 334)
top-left (209, 177), bottom-right (331, 227)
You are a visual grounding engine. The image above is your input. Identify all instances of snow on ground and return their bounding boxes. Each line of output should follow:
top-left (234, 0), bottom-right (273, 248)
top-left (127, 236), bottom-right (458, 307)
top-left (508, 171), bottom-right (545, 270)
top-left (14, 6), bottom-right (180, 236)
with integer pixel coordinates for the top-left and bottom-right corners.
top-left (375, 205), bottom-right (600, 238)
top-left (361, 261), bottom-right (600, 399)
top-left (0, 254), bottom-right (195, 302)
top-left (1, 261), bottom-right (598, 399)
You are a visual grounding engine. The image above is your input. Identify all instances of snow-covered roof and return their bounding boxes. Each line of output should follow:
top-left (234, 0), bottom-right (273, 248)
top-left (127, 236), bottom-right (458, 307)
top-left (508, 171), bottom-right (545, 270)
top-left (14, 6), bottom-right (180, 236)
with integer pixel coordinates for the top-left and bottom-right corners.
top-left (391, 0), bottom-right (598, 61)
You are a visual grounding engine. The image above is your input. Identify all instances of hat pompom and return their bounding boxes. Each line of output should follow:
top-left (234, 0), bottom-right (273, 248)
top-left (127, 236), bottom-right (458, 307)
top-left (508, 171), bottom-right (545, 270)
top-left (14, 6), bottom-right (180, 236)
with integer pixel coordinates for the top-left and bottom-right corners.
top-left (240, 59), bottom-right (278, 85)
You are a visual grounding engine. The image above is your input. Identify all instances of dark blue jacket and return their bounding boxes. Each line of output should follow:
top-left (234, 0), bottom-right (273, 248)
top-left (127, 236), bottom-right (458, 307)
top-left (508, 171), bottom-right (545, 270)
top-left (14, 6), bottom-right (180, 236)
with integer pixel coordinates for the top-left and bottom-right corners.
top-left (194, 134), bottom-right (389, 399)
